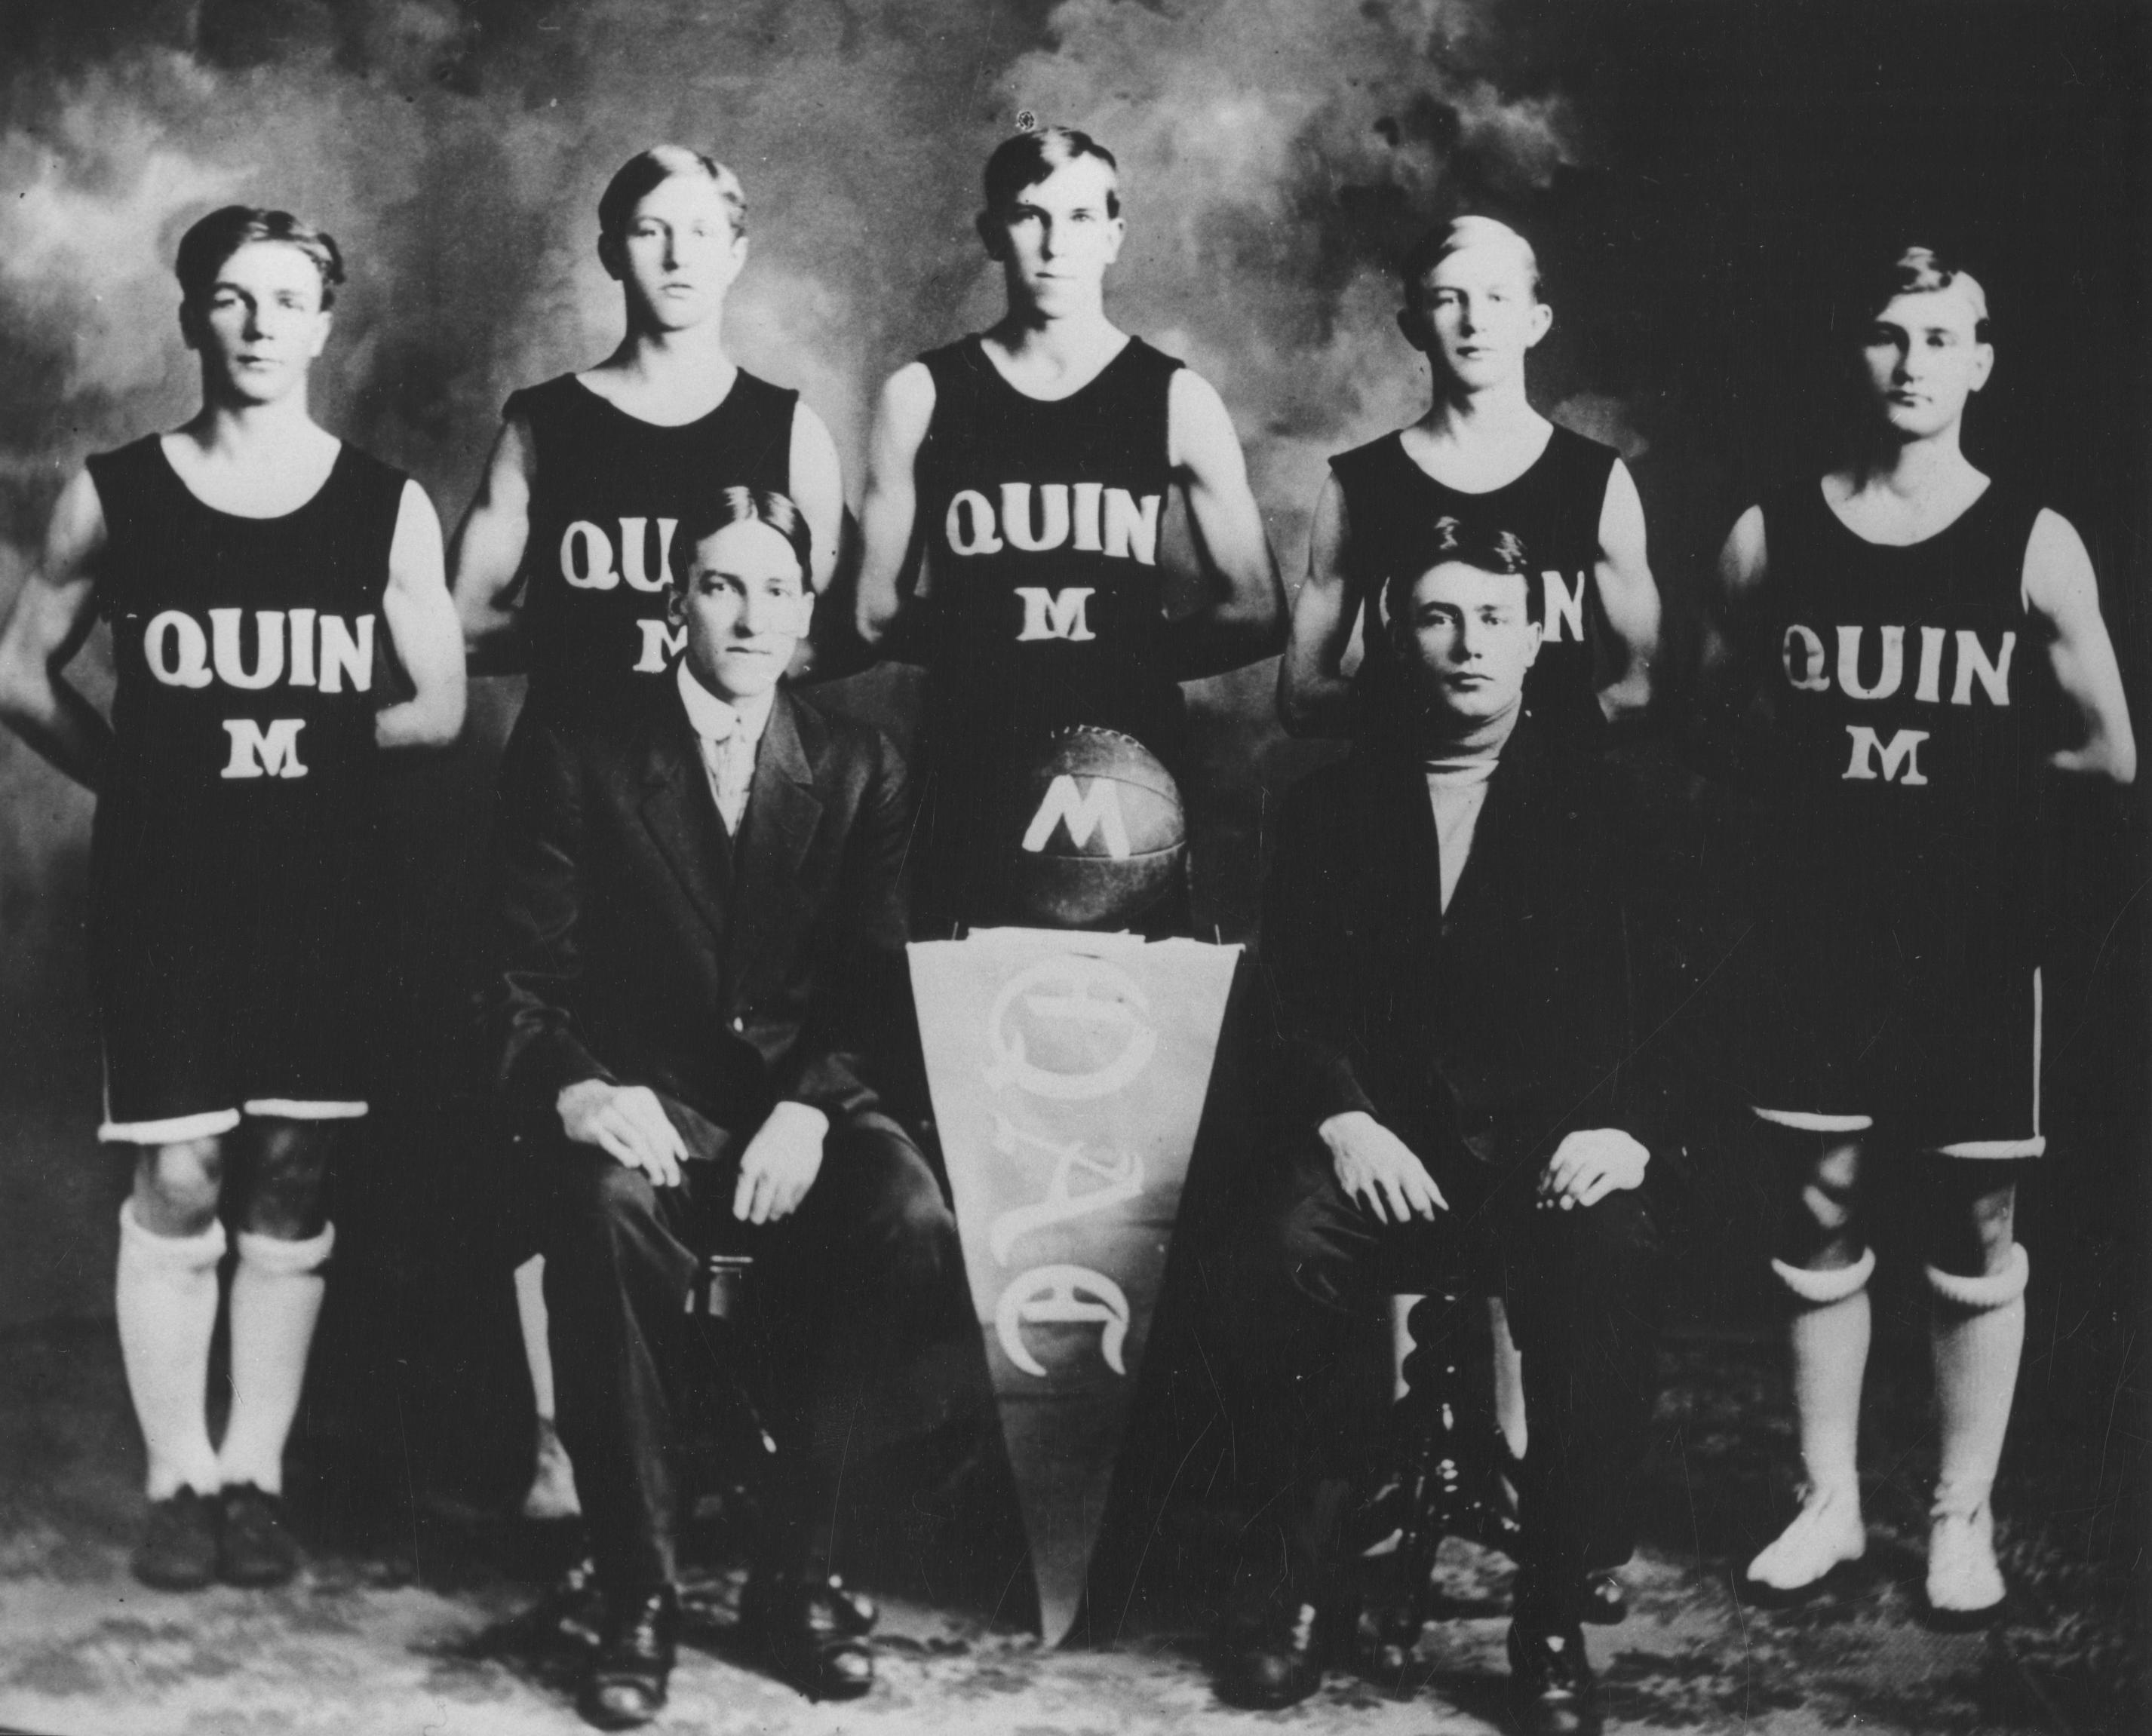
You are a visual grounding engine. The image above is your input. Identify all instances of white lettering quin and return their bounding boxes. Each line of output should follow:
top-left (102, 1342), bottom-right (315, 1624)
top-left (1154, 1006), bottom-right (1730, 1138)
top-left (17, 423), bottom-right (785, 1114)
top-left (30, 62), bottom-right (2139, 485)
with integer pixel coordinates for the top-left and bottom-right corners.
top-left (1541, 572), bottom-right (1585, 643)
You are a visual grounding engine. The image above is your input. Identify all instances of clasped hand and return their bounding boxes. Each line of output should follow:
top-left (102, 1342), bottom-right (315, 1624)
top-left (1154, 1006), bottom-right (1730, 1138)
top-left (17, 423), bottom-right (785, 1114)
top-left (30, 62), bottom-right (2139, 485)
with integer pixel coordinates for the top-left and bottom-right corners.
top-left (555, 1082), bottom-right (829, 1222)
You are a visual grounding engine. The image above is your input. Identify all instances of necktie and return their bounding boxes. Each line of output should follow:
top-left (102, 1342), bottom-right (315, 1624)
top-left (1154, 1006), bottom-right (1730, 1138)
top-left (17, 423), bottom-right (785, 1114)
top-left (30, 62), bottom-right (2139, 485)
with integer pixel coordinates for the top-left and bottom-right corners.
top-left (699, 719), bottom-right (754, 835)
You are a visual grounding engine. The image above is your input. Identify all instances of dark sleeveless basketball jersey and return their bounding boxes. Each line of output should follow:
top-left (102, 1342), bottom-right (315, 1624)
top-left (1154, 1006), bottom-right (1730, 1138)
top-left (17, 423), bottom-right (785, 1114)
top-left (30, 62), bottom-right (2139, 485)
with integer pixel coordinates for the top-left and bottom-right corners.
top-left (506, 369), bottom-right (796, 723)
top-left (1330, 424), bottom-right (1619, 746)
top-left (1757, 477), bottom-right (2058, 926)
top-left (913, 334), bottom-right (1185, 764)
top-left (88, 435), bottom-right (404, 845)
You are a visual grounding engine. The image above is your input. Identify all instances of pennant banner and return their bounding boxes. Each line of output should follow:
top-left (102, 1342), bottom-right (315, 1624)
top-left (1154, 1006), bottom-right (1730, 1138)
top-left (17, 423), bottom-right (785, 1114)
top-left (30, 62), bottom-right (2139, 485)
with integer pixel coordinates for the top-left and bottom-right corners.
top-left (909, 929), bottom-right (1241, 1644)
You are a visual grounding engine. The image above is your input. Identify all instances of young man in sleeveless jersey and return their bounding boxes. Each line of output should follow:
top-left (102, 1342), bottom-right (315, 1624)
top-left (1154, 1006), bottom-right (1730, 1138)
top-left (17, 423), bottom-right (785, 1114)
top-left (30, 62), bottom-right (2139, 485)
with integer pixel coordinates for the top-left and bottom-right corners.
top-left (852, 125), bottom-right (1284, 934)
top-left (452, 146), bottom-right (844, 724)
top-left (1281, 216), bottom-right (1659, 747)
top-left (1282, 216), bottom-right (1663, 1609)
top-left (451, 146), bottom-right (845, 1520)
top-left (0, 206), bottom-right (465, 1590)
top-left (1703, 247), bottom-right (2134, 1620)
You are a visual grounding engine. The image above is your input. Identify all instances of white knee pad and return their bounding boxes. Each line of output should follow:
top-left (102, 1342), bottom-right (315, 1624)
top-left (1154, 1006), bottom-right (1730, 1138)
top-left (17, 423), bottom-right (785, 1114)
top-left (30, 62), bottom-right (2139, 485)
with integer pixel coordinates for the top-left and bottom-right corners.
top-left (1926, 1244), bottom-right (2028, 1311)
top-left (234, 1221), bottom-right (336, 1275)
top-left (118, 1198), bottom-right (227, 1270)
top-left (1771, 1245), bottom-right (1875, 1305)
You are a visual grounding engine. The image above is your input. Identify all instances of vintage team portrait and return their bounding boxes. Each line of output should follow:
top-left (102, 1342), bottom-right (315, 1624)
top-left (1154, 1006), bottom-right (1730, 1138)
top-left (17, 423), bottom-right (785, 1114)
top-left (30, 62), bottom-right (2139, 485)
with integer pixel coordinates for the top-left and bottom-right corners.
top-left (0, 1), bottom-right (2143, 1732)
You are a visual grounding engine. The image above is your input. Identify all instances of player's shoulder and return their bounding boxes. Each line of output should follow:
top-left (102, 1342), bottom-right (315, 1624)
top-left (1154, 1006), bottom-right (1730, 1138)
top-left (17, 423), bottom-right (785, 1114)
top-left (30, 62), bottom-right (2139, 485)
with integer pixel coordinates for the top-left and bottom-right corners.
top-left (501, 371), bottom-right (582, 426)
top-left (1328, 427), bottom-right (1407, 480)
top-left (83, 431), bottom-right (167, 498)
top-left (1543, 420), bottom-right (1622, 483)
top-left (1123, 334), bottom-right (1187, 382)
top-left (726, 365), bottom-right (798, 416)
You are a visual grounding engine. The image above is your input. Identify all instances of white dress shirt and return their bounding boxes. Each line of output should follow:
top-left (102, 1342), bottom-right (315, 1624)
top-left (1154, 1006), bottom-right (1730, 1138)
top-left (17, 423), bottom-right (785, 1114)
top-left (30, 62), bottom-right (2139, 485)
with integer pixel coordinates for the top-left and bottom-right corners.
top-left (677, 661), bottom-right (774, 836)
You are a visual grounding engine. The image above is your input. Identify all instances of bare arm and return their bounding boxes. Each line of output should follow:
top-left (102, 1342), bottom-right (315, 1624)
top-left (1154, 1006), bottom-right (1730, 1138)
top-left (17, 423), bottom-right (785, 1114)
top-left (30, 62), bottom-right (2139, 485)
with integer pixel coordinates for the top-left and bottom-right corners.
top-left (1277, 471), bottom-right (1358, 738)
top-left (1697, 504), bottom-right (1770, 732)
top-left (853, 362), bottom-right (936, 649)
top-left (376, 480), bottom-right (467, 750)
top-left (1594, 457), bottom-right (1660, 722)
top-left (787, 400), bottom-right (844, 597)
top-left (2025, 508), bottom-right (2135, 784)
top-left (0, 469), bottom-right (114, 790)
top-left (1162, 368), bottom-right (1285, 679)
top-left (448, 414), bottom-right (536, 676)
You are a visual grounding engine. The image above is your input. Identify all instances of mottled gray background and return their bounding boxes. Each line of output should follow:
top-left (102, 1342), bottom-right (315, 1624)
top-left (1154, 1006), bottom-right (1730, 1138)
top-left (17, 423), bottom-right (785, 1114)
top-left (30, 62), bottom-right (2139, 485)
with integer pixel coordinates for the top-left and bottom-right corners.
top-left (0, 0), bottom-right (2143, 1408)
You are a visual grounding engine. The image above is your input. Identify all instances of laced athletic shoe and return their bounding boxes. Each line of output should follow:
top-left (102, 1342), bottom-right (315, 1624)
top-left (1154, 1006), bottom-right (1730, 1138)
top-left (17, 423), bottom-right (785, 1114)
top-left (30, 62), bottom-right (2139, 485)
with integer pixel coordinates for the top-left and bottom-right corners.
top-left (1743, 1483), bottom-right (1865, 1596)
top-left (216, 1483), bottom-right (301, 1587)
top-left (1925, 1495), bottom-right (2005, 1623)
top-left (133, 1487), bottom-right (219, 1590)
top-left (522, 1418), bottom-right (583, 1522)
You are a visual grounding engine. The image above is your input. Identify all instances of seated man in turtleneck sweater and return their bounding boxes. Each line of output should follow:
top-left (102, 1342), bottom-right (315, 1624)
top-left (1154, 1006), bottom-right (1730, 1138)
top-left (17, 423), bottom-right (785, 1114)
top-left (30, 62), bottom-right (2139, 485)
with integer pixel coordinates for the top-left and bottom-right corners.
top-left (1223, 518), bottom-right (1715, 1736)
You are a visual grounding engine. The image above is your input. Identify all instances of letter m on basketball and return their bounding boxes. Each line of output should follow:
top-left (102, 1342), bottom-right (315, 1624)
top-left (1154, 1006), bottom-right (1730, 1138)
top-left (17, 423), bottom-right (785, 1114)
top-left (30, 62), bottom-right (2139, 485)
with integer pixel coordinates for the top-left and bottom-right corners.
top-left (1015, 587), bottom-right (1097, 643)
top-left (1842, 724), bottom-right (1929, 786)
top-left (221, 717), bottom-right (309, 780)
top-left (1024, 776), bottom-right (1131, 858)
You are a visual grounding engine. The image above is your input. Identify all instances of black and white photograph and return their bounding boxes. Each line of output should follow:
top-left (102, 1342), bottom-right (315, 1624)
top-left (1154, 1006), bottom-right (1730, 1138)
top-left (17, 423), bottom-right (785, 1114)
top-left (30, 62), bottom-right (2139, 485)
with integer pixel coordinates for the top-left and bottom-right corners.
top-left (0, 1), bottom-right (2144, 1731)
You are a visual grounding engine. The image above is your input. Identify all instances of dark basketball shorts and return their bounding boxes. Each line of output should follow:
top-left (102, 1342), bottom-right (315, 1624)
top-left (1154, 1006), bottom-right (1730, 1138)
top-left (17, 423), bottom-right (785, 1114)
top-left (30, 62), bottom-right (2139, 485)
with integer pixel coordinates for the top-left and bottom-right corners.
top-left (91, 826), bottom-right (379, 1146)
top-left (1736, 884), bottom-right (2043, 1159)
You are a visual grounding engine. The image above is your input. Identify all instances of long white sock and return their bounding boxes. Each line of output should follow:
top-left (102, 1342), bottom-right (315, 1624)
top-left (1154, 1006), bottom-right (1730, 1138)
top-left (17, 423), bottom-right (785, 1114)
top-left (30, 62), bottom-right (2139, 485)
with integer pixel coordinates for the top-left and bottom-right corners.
top-left (1928, 1245), bottom-right (2029, 1512)
top-left (115, 1201), bottom-right (226, 1500)
top-left (1775, 1249), bottom-right (1876, 1499)
top-left (514, 1253), bottom-right (557, 1422)
top-left (216, 1223), bottom-right (335, 1495)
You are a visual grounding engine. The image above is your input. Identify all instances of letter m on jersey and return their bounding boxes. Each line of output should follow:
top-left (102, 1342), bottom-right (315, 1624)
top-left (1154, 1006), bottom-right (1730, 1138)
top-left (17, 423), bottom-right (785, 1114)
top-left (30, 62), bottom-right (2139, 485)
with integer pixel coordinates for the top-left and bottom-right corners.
top-left (1843, 725), bottom-right (1929, 786)
top-left (1015, 587), bottom-right (1097, 643)
top-left (1023, 775), bottom-right (1131, 857)
top-left (221, 718), bottom-right (309, 780)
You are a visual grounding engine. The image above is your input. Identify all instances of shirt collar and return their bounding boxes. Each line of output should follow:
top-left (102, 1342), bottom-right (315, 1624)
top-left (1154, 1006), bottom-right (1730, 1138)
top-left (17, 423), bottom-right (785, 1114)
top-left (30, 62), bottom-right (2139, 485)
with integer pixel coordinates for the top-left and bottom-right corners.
top-left (676, 659), bottom-right (775, 748)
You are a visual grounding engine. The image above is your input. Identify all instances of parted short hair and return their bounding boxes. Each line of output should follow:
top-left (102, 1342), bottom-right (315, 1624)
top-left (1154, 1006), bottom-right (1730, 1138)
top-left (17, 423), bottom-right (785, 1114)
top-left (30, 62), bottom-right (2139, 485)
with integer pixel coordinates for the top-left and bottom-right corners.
top-left (176, 207), bottom-right (344, 310)
top-left (598, 146), bottom-right (748, 241)
top-left (677, 487), bottom-right (812, 587)
top-left (1401, 214), bottom-right (1543, 310)
top-left (1381, 516), bottom-right (1541, 633)
top-left (982, 126), bottom-right (1120, 219)
top-left (1852, 244), bottom-right (1991, 340)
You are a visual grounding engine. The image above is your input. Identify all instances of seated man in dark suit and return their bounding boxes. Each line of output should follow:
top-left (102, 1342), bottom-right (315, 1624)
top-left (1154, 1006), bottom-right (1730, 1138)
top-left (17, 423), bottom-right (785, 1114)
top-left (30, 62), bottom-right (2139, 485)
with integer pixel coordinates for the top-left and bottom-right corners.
top-left (1224, 518), bottom-right (1708, 1735)
top-left (492, 486), bottom-right (960, 1725)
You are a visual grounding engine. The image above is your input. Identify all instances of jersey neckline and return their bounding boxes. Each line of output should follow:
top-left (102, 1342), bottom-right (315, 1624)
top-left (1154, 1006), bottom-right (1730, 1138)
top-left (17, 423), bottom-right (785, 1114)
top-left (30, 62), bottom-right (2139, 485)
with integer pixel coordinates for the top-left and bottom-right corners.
top-left (1813, 471), bottom-right (1997, 552)
top-left (963, 331), bottom-right (1139, 407)
top-left (567, 366), bottom-right (748, 431)
top-left (154, 436), bottom-right (350, 524)
top-left (1387, 419), bottom-right (1562, 498)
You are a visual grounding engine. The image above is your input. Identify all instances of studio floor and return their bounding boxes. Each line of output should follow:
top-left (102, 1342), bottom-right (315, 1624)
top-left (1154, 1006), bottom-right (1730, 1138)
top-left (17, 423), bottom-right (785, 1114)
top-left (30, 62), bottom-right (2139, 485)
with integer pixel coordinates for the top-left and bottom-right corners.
top-left (1, 1311), bottom-right (2140, 1736)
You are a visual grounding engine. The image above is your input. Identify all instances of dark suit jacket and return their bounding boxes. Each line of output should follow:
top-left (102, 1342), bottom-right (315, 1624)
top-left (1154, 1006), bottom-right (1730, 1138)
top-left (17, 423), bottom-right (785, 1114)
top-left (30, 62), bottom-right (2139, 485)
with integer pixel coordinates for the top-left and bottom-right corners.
top-left (1260, 719), bottom-right (1725, 1182)
top-left (492, 684), bottom-right (915, 1148)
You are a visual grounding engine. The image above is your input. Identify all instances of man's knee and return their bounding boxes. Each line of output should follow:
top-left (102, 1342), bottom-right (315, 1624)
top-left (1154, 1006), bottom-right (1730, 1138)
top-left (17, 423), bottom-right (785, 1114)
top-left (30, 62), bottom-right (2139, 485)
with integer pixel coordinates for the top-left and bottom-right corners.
top-left (132, 1137), bottom-right (226, 1235)
top-left (828, 1116), bottom-right (960, 1293)
top-left (545, 1147), bottom-right (669, 1269)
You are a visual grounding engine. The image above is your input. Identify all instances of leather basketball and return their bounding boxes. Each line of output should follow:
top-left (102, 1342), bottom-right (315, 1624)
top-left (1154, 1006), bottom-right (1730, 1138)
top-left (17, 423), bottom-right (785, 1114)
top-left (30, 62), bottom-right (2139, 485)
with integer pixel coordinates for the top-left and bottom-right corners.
top-left (1005, 728), bottom-right (1185, 929)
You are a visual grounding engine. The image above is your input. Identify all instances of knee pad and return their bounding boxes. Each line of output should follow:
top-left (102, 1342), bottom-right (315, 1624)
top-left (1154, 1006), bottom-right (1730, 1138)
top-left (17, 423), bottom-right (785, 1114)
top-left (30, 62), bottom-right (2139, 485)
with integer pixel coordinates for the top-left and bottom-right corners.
top-left (1926, 1244), bottom-right (2028, 1311)
top-left (234, 1222), bottom-right (336, 1277)
top-left (1770, 1245), bottom-right (1875, 1305)
top-left (118, 1199), bottom-right (226, 1271)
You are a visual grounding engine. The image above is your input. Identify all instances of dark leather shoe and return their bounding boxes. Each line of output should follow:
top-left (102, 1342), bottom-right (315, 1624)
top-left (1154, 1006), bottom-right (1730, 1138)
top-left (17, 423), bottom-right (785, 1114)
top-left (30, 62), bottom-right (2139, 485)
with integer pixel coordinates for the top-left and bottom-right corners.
top-left (134, 1487), bottom-right (219, 1590)
top-left (1506, 1617), bottom-right (1601, 1736)
top-left (1217, 1593), bottom-right (1328, 1710)
top-left (579, 1585), bottom-right (678, 1729)
top-left (216, 1483), bottom-right (300, 1587)
top-left (742, 1572), bottom-right (875, 1701)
